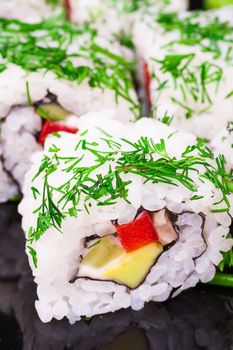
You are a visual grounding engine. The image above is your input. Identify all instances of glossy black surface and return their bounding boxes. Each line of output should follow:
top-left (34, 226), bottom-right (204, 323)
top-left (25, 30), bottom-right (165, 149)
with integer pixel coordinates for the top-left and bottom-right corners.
top-left (190, 0), bottom-right (203, 10)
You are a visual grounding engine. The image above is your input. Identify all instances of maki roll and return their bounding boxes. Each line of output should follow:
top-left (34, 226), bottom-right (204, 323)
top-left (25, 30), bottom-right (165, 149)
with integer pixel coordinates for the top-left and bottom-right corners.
top-left (0, 16), bottom-right (138, 202)
top-left (69, 0), bottom-right (188, 38)
top-left (133, 8), bottom-right (233, 140)
top-left (0, 16), bottom-right (137, 118)
top-left (19, 111), bottom-right (233, 323)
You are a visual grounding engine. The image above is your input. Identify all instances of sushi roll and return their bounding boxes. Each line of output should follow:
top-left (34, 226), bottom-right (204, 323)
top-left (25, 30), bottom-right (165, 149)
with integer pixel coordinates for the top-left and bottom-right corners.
top-left (68, 0), bottom-right (188, 38)
top-left (19, 111), bottom-right (233, 323)
top-left (0, 16), bottom-right (138, 202)
top-left (133, 8), bottom-right (233, 140)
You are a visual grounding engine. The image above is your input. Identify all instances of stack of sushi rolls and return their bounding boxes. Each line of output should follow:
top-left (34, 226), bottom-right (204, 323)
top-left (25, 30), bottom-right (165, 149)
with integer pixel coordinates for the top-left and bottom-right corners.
top-left (0, 15), bottom-right (138, 202)
top-left (0, 0), bottom-right (232, 325)
top-left (19, 111), bottom-right (233, 323)
top-left (133, 7), bottom-right (233, 140)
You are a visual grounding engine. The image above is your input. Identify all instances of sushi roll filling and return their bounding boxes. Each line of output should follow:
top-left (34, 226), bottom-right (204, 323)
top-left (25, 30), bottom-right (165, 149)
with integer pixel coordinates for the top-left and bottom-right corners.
top-left (76, 209), bottom-right (182, 289)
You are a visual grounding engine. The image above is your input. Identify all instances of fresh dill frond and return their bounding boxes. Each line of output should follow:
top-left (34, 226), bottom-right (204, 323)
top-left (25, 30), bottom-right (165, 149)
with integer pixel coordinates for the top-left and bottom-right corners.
top-left (148, 11), bottom-right (233, 117)
top-left (152, 54), bottom-right (223, 112)
top-left (219, 232), bottom-right (233, 272)
top-left (110, 0), bottom-right (153, 13)
top-left (45, 0), bottom-right (61, 6)
top-left (157, 11), bottom-right (233, 59)
top-left (27, 246), bottom-right (38, 268)
top-left (28, 134), bottom-right (232, 243)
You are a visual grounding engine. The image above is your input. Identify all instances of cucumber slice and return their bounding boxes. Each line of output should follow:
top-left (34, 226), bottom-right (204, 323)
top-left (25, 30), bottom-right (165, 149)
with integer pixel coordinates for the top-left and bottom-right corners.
top-left (36, 103), bottom-right (70, 121)
top-left (82, 236), bottom-right (124, 268)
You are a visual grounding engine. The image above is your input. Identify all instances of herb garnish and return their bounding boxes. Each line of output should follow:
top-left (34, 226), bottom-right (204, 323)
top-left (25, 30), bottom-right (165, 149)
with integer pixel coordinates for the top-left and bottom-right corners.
top-left (152, 54), bottom-right (223, 117)
top-left (110, 0), bottom-right (158, 13)
top-left (219, 245), bottom-right (233, 272)
top-left (27, 133), bottom-right (231, 254)
top-left (0, 16), bottom-right (138, 116)
top-left (46, 0), bottom-right (60, 7)
top-left (157, 11), bottom-right (233, 59)
top-left (148, 11), bottom-right (233, 118)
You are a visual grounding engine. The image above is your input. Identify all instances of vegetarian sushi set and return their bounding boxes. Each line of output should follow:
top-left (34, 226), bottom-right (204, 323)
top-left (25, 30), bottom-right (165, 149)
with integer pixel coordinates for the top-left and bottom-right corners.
top-left (0, 0), bottom-right (233, 324)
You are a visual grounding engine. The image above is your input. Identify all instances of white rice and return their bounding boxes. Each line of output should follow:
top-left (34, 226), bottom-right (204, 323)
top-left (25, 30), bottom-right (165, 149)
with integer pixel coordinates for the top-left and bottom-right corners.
top-left (1, 107), bottom-right (42, 189)
top-left (19, 111), bottom-right (233, 323)
top-left (70, 0), bottom-right (188, 37)
top-left (0, 0), bottom-right (62, 22)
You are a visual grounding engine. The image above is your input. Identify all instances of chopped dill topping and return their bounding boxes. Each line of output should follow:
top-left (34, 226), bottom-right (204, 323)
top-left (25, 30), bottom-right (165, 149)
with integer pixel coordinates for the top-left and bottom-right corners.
top-left (27, 133), bottom-right (232, 245)
top-left (227, 122), bottom-right (233, 133)
top-left (147, 11), bottom-right (233, 116)
top-left (226, 89), bottom-right (233, 99)
top-left (160, 113), bottom-right (174, 126)
top-left (117, 32), bottom-right (135, 49)
top-left (110, 0), bottom-right (158, 13)
top-left (46, 0), bottom-right (61, 6)
top-left (219, 233), bottom-right (233, 272)
top-left (0, 16), bottom-right (138, 116)
top-left (27, 246), bottom-right (38, 268)
top-left (149, 108), bottom-right (174, 126)
top-left (157, 11), bottom-right (233, 59)
top-left (26, 81), bottom-right (32, 106)
top-left (152, 54), bottom-right (223, 116)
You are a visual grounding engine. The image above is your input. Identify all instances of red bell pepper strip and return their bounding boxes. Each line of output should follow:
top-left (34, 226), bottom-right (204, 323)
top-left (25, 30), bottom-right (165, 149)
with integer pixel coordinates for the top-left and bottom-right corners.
top-left (116, 211), bottom-right (158, 252)
top-left (38, 120), bottom-right (78, 145)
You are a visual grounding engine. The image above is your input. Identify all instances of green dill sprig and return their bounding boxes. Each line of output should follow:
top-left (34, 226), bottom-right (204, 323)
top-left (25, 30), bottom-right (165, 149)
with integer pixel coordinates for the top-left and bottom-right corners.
top-left (149, 11), bottom-right (233, 116)
top-left (211, 234), bottom-right (233, 277)
top-left (27, 246), bottom-right (38, 268)
top-left (0, 16), bottom-right (138, 116)
top-left (110, 0), bottom-right (154, 13)
top-left (218, 232), bottom-right (233, 273)
top-left (45, 0), bottom-right (61, 7)
top-left (152, 54), bottom-right (223, 117)
top-left (219, 242), bottom-right (233, 272)
top-left (157, 11), bottom-right (233, 59)
top-left (27, 134), bottom-right (231, 249)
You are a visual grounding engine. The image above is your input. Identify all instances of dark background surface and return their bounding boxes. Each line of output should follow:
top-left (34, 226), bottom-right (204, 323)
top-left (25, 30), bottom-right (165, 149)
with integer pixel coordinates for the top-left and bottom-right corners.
top-left (190, 0), bottom-right (203, 10)
top-left (1, 1), bottom-right (233, 349)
